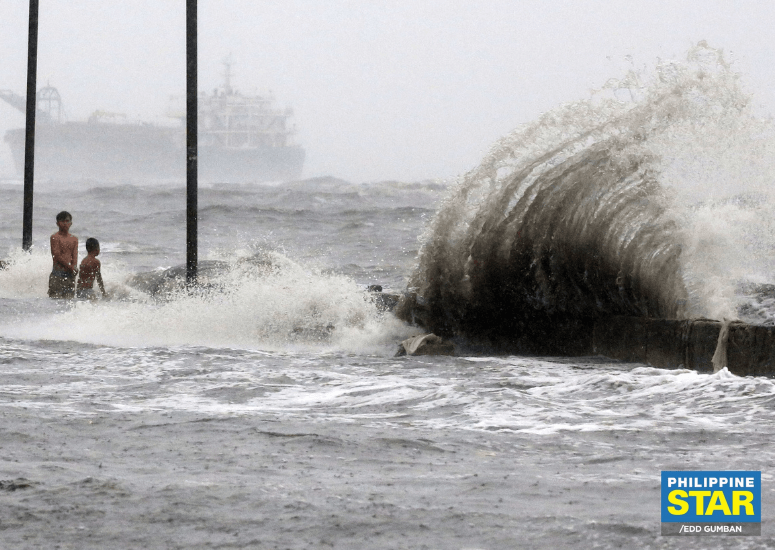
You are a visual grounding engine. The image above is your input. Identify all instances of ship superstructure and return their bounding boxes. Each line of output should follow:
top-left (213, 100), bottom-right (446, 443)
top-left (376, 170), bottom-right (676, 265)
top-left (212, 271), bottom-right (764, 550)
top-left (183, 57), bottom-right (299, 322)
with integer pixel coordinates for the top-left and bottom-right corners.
top-left (200, 59), bottom-right (297, 149)
top-left (0, 60), bottom-right (304, 183)
top-left (193, 60), bottom-right (304, 181)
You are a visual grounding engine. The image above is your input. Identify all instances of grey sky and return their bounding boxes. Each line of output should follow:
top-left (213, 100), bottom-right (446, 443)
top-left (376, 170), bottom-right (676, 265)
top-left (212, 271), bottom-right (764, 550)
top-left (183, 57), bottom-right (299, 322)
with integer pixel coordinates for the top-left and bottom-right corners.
top-left (1, 0), bottom-right (775, 182)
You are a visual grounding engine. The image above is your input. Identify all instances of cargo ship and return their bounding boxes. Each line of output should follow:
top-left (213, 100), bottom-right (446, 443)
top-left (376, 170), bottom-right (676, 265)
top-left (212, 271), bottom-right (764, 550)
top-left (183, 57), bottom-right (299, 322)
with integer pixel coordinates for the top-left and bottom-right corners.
top-left (0, 61), bottom-right (305, 183)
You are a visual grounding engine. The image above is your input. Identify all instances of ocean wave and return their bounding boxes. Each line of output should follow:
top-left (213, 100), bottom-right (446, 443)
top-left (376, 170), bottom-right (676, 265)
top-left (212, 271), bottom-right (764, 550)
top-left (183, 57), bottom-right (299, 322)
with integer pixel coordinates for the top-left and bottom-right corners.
top-left (400, 43), bottom-right (775, 350)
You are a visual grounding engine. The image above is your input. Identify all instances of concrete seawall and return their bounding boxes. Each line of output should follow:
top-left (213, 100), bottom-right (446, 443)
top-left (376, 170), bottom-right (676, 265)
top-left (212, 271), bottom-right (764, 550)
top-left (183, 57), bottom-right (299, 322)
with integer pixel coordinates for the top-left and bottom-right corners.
top-left (593, 317), bottom-right (775, 376)
top-left (394, 293), bottom-right (775, 375)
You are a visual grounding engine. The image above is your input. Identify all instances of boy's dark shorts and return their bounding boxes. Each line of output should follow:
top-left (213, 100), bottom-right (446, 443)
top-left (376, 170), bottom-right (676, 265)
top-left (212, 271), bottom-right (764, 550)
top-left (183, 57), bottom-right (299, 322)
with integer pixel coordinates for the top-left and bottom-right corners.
top-left (48, 270), bottom-right (75, 299)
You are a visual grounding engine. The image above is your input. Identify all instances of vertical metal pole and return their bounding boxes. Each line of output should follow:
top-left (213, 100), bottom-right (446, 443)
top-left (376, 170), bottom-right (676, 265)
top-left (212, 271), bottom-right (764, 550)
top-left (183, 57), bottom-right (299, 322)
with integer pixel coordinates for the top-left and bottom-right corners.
top-left (186, 0), bottom-right (198, 283)
top-left (22, 0), bottom-right (39, 251)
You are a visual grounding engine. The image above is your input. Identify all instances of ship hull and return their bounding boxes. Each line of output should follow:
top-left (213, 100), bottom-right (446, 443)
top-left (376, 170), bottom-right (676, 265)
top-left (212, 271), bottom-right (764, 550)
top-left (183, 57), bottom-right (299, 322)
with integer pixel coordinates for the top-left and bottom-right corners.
top-left (4, 124), bottom-right (305, 183)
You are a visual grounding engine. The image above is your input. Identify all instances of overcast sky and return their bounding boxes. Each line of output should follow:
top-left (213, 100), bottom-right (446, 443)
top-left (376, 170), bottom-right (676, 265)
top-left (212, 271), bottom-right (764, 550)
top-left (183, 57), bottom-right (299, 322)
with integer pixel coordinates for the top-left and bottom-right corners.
top-left (1, 0), bottom-right (775, 182)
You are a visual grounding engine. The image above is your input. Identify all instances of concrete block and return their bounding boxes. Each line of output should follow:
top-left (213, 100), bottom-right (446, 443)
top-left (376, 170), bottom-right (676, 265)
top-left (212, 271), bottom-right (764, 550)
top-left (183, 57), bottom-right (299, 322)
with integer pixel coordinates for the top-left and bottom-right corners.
top-left (645, 319), bottom-right (689, 369)
top-left (593, 317), bottom-right (723, 372)
top-left (686, 320), bottom-right (721, 373)
top-left (727, 323), bottom-right (775, 377)
top-left (592, 316), bottom-right (647, 362)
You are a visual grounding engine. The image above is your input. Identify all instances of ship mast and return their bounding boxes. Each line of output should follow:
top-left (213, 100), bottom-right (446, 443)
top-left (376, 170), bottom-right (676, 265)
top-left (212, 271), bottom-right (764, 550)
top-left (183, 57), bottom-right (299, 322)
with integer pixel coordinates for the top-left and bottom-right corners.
top-left (222, 56), bottom-right (233, 95)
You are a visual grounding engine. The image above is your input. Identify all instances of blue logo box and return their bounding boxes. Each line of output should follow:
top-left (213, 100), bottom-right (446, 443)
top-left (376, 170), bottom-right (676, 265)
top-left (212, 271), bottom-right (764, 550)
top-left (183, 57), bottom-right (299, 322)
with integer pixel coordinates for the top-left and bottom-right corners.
top-left (661, 471), bottom-right (761, 523)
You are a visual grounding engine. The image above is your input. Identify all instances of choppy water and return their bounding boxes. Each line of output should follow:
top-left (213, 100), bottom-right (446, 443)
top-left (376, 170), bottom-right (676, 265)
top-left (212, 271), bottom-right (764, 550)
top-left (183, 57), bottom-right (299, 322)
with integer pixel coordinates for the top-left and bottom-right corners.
top-left (2, 339), bottom-right (774, 437)
top-left (2, 43), bottom-right (775, 547)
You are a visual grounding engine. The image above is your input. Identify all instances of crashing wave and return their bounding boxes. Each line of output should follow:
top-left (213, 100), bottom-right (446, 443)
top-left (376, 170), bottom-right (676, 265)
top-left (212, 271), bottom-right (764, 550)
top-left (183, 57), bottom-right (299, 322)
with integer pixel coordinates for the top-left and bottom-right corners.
top-left (398, 43), bottom-right (775, 352)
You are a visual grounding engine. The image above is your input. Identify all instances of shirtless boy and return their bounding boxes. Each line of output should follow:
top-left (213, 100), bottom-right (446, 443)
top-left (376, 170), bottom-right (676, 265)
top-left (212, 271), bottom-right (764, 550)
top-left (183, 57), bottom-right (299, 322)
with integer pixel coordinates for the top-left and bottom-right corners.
top-left (76, 238), bottom-right (107, 300)
top-left (49, 211), bottom-right (78, 299)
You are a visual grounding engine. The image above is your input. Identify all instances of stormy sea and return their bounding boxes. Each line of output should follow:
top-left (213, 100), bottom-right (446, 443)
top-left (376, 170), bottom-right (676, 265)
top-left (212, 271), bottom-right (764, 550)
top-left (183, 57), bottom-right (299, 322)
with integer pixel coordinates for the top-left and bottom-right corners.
top-left (1, 44), bottom-right (775, 548)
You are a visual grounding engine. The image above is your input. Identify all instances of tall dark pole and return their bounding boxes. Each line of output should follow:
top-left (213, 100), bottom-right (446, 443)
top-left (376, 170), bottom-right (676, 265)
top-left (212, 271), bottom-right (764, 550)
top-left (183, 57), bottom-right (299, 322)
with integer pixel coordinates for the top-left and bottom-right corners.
top-left (22, 0), bottom-right (39, 251)
top-left (186, 0), bottom-right (198, 283)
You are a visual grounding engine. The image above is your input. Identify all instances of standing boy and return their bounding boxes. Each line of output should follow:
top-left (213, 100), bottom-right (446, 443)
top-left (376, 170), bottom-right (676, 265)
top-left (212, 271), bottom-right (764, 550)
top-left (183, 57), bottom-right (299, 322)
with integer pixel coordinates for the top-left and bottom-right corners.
top-left (49, 211), bottom-right (78, 299)
top-left (76, 238), bottom-right (107, 300)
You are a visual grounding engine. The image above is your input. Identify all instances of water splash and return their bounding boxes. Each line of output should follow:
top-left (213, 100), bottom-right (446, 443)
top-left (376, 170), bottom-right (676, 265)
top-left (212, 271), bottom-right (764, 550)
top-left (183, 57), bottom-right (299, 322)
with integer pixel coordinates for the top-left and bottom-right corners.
top-left (0, 248), bottom-right (52, 299)
top-left (400, 43), bottom-right (775, 349)
top-left (0, 245), bottom-right (139, 301)
top-left (0, 249), bottom-right (415, 354)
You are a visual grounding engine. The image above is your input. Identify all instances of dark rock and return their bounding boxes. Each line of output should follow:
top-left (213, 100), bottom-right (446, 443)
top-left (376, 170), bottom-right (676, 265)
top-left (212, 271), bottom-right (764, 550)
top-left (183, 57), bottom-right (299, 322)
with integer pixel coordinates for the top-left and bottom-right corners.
top-left (366, 285), bottom-right (400, 312)
top-left (127, 260), bottom-right (231, 297)
top-left (127, 253), bottom-right (275, 298)
top-left (373, 293), bottom-right (400, 313)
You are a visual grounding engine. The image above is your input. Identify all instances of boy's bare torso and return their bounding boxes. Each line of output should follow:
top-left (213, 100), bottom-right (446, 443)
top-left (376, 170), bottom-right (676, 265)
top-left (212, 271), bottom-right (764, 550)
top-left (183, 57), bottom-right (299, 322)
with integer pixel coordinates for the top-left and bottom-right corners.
top-left (77, 256), bottom-right (101, 290)
top-left (50, 231), bottom-right (78, 274)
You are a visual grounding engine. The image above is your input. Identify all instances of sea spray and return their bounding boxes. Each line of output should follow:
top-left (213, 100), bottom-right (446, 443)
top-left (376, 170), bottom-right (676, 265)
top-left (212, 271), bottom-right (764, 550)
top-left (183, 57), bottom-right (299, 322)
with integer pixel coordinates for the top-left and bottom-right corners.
top-left (712, 318), bottom-right (731, 373)
top-left (0, 248), bottom-right (52, 299)
top-left (0, 245), bottom-right (141, 301)
top-left (0, 249), bottom-right (415, 354)
top-left (399, 43), bottom-right (775, 351)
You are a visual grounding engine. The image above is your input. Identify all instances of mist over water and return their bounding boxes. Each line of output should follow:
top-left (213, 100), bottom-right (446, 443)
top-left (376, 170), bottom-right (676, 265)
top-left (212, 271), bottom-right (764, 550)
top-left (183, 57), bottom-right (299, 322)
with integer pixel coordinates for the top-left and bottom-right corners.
top-left (406, 43), bottom-right (775, 347)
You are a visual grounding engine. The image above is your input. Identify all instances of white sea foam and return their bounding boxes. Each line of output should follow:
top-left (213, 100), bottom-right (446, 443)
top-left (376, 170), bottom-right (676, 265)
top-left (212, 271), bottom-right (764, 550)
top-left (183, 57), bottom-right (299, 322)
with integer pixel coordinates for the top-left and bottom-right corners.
top-left (0, 248), bottom-right (52, 298)
top-left (2, 339), bottom-right (773, 439)
top-left (0, 251), bottom-right (416, 355)
top-left (0, 245), bottom-right (138, 300)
